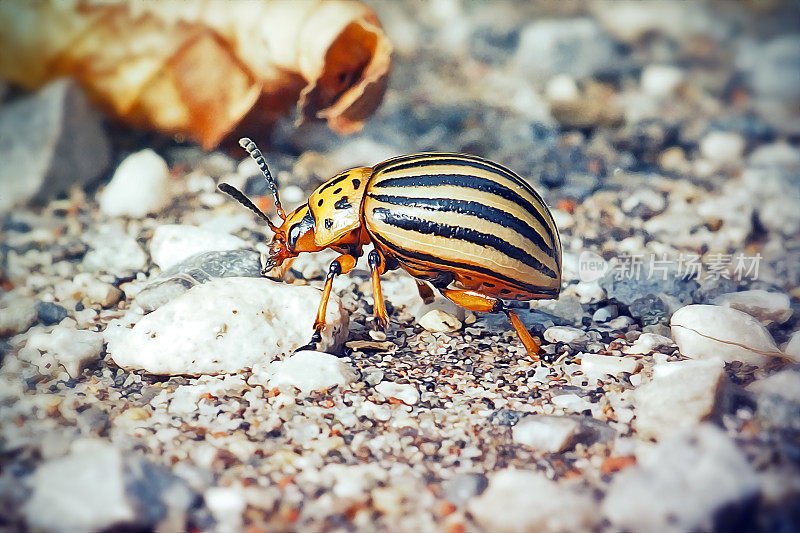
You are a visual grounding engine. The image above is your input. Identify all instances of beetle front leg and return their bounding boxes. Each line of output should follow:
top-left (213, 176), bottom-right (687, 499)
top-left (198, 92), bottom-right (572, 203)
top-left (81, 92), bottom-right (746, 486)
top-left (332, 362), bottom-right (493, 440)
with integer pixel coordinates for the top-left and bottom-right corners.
top-left (308, 254), bottom-right (357, 346)
top-left (368, 249), bottom-right (390, 330)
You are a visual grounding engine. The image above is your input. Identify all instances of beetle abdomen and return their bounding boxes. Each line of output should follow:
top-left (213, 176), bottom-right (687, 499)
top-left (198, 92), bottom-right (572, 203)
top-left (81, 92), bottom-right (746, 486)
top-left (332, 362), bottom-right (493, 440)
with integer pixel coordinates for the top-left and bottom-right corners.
top-left (364, 154), bottom-right (562, 300)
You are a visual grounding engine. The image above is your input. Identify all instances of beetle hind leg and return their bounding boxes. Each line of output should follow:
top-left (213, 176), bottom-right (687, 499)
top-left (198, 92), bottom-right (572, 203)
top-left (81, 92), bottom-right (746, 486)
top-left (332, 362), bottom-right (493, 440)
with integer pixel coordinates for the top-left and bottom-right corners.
top-left (439, 288), bottom-right (540, 361)
top-left (504, 309), bottom-right (540, 359)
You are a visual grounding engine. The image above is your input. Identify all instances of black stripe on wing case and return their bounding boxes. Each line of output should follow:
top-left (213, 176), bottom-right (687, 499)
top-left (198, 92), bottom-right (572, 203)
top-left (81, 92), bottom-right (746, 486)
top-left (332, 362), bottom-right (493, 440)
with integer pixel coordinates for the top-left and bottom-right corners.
top-left (371, 173), bottom-right (557, 246)
top-left (368, 193), bottom-right (552, 257)
top-left (368, 231), bottom-right (558, 296)
top-left (371, 208), bottom-right (558, 279)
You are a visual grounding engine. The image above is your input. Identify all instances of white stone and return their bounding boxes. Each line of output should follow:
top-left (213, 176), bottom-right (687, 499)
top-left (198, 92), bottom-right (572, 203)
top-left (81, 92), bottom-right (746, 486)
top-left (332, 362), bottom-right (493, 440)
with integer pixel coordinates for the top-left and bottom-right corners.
top-left (204, 486), bottom-right (246, 532)
top-left (711, 290), bottom-right (792, 325)
top-left (468, 468), bottom-right (598, 533)
top-left (592, 1), bottom-right (717, 43)
top-left (106, 278), bottom-right (348, 375)
top-left (640, 65), bottom-right (684, 97)
top-left (545, 74), bottom-right (580, 101)
top-left (0, 296), bottom-right (37, 335)
top-left (671, 304), bottom-right (785, 366)
top-left (544, 326), bottom-right (589, 344)
top-left (24, 439), bottom-right (134, 533)
top-left (620, 188), bottom-right (666, 214)
top-left (580, 353), bottom-right (640, 381)
top-left (622, 332), bottom-right (674, 355)
top-left (99, 149), bottom-right (170, 218)
top-left (784, 331), bottom-right (800, 361)
top-left (748, 141), bottom-right (800, 168)
top-left (633, 359), bottom-right (726, 441)
top-left (375, 381), bottom-right (420, 405)
top-left (418, 309), bottom-right (462, 333)
top-left (699, 131), bottom-right (746, 164)
top-left (252, 350), bottom-right (356, 394)
top-left (168, 375), bottom-right (248, 416)
top-left (322, 463), bottom-right (387, 499)
top-left (150, 224), bottom-right (247, 270)
top-left (515, 18), bottom-right (618, 80)
top-left (551, 393), bottom-right (593, 414)
top-left (603, 424), bottom-right (759, 532)
top-left (82, 224), bottom-right (148, 274)
top-left (56, 273), bottom-right (122, 307)
top-left (571, 280), bottom-right (606, 304)
top-left (747, 368), bottom-right (800, 404)
top-left (19, 324), bottom-right (104, 378)
top-left (512, 415), bottom-right (582, 453)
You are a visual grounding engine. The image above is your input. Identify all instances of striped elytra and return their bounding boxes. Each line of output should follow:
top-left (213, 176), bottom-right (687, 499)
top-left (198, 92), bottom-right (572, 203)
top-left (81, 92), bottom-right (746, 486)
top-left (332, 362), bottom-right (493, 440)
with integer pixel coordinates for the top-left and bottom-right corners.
top-left (363, 153), bottom-right (562, 300)
top-left (221, 139), bottom-right (563, 359)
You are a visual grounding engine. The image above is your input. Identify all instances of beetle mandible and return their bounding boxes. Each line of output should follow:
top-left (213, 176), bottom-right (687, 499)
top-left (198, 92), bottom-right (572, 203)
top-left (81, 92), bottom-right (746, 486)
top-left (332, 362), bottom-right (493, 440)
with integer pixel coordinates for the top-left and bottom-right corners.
top-left (219, 138), bottom-right (562, 359)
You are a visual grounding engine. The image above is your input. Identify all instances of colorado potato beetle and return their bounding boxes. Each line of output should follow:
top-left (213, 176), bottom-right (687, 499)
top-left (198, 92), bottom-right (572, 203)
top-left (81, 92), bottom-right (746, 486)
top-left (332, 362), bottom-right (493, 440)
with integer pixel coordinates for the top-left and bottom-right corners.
top-left (220, 138), bottom-right (562, 359)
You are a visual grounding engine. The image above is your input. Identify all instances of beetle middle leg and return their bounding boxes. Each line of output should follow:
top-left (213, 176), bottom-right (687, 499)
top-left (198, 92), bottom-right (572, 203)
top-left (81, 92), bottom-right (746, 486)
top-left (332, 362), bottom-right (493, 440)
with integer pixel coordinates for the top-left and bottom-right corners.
top-left (308, 254), bottom-right (358, 346)
top-left (368, 249), bottom-right (390, 330)
top-left (439, 288), bottom-right (540, 360)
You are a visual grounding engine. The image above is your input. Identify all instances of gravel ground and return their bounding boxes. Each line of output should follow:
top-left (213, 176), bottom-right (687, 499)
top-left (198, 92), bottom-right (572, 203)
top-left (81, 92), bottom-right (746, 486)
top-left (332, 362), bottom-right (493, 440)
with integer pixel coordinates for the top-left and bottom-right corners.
top-left (2, 1), bottom-right (800, 532)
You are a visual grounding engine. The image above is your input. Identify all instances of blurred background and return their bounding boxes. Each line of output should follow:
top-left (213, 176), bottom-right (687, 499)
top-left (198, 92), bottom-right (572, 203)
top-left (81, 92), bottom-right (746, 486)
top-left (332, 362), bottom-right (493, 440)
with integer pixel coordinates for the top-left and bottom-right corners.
top-left (1, 1), bottom-right (800, 532)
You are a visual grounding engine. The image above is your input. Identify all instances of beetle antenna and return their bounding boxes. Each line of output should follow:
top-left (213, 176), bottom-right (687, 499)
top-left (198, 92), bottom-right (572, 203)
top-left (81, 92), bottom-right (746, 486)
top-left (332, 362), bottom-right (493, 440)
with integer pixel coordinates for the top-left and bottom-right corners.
top-left (239, 137), bottom-right (286, 220)
top-left (217, 183), bottom-right (280, 233)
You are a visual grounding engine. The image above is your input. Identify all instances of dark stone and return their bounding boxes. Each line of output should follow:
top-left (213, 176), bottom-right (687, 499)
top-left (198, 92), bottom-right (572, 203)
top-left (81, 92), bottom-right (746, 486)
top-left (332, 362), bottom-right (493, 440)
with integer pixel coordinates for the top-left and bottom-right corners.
top-left (613, 119), bottom-right (679, 168)
top-left (478, 308), bottom-right (569, 336)
top-left (488, 408), bottom-right (525, 426)
top-left (469, 26), bottom-right (520, 65)
top-left (628, 294), bottom-right (669, 325)
top-left (0, 79), bottom-right (110, 213)
top-left (599, 267), bottom-right (698, 321)
top-left (36, 301), bottom-right (68, 325)
top-left (125, 459), bottom-right (197, 529)
top-left (442, 473), bottom-right (489, 505)
top-left (693, 277), bottom-right (739, 303)
top-left (708, 115), bottom-right (775, 146)
top-left (135, 249), bottom-right (262, 311)
top-left (1, 218), bottom-right (31, 233)
top-left (244, 174), bottom-right (270, 197)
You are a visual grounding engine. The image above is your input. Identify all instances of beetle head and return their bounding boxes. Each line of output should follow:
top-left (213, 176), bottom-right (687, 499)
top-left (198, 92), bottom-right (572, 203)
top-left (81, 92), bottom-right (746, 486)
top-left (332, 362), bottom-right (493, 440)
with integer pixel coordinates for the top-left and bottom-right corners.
top-left (259, 203), bottom-right (322, 278)
top-left (219, 138), bottom-right (321, 279)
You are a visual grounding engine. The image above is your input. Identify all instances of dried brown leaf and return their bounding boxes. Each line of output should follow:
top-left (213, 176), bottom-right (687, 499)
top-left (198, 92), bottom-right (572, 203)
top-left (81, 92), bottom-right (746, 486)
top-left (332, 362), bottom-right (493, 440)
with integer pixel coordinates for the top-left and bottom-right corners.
top-left (0, 0), bottom-right (391, 148)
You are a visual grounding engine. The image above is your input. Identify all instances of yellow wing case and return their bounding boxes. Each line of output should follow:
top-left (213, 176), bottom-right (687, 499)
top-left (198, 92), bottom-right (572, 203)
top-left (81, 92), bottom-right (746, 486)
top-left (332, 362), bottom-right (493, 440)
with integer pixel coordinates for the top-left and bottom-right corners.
top-left (363, 153), bottom-right (562, 300)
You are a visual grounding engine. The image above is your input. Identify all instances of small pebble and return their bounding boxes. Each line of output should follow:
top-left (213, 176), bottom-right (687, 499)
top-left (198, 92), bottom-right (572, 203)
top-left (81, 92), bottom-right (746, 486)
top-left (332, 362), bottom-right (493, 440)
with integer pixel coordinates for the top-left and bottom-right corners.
top-left (671, 304), bottom-right (785, 366)
top-left (99, 149), bottom-right (170, 218)
top-left (254, 350), bottom-right (357, 394)
top-left (543, 326), bottom-right (588, 345)
top-left (376, 381), bottom-right (420, 405)
top-left (634, 359), bottom-right (726, 441)
top-left (512, 415), bottom-right (582, 453)
top-left (36, 301), bottom-right (68, 325)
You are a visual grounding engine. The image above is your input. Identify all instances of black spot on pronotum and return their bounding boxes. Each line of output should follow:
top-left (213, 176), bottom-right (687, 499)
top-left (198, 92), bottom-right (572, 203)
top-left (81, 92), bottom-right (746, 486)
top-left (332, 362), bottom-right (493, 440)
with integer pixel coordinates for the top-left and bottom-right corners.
top-left (333, 187), bottom-right (343, 195)
top-left (352, 178), bottom-right (361, 189)
top-left (500, 289), bottom-right (512, 295)
top-left (334, 196), bottom-right (352, 210)
top-left (324, 218), bottom-right (333, 229)
top-left (317, 199), bottom-right (324, 207)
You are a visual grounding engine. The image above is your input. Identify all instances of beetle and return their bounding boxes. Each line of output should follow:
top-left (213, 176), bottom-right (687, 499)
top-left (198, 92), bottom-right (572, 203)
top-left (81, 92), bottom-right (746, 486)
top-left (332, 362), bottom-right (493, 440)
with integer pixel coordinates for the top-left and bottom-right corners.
top-left (219, 138), bottom-right (562, 359)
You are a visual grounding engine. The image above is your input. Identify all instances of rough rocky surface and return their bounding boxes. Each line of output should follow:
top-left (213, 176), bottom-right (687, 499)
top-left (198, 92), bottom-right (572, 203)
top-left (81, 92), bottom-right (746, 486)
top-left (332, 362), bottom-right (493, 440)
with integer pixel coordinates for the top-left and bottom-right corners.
top-left (1, 2), bottom-right (799, 532)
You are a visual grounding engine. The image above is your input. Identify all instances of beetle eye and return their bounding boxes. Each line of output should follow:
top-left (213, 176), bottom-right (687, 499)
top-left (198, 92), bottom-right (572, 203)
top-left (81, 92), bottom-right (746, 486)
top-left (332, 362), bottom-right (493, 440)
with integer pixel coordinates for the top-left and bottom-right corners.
top-left (288, 224), bottom-right (301, 248)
